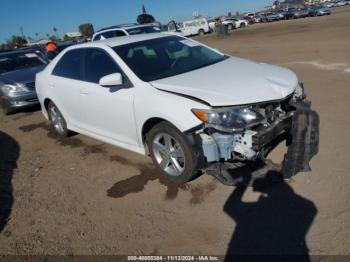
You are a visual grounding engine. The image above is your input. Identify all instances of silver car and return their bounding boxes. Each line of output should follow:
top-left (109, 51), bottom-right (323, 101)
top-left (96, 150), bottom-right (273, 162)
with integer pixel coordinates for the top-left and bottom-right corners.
top-left (0, 49), bottom-right (48, 115)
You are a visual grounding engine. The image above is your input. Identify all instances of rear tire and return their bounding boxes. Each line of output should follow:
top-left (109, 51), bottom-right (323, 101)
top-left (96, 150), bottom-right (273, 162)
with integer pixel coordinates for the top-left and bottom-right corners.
top-left (47, 102), bottom-right (70, 137)
top-left (146, 121), bottom-right (202, 183)
top-left (240, 23), bottom-right (246, 28)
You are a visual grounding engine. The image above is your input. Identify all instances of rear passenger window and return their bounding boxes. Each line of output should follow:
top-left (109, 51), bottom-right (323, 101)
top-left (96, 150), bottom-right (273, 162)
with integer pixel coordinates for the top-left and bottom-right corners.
top-left (84, 49), bottom-right (120, 84)
top-left (101, 31), bottom-right (116, 39)
top-left (116, 30), bottom-right (126, 37)
top-left (52, 49), bottom-right (83, 80)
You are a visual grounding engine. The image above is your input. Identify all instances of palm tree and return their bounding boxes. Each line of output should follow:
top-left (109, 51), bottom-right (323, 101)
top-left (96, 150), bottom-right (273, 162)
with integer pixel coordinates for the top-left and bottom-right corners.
top-left (53, 27), bottom-right (59, 39)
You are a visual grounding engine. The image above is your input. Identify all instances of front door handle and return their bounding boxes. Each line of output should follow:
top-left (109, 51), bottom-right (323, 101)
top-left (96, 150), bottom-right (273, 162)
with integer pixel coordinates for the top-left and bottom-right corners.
top-left (80, 88), bottom-right (88, 95)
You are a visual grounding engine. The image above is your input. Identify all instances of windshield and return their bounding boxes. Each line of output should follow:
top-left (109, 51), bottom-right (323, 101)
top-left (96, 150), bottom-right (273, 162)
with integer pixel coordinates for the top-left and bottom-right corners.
top-left (113, 36), bottom-right (227, 82)
top-left (0, 52), bottom-right (47, 74)
top-left (126, 26), bottom-right (161, 35)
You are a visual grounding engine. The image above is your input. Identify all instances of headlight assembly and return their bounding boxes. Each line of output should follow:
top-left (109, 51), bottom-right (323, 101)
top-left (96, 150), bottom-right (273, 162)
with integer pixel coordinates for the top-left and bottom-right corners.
top-left (1, 84), bottom-right (27, 95)
top-left (192, 107), bottom-right (264, 131)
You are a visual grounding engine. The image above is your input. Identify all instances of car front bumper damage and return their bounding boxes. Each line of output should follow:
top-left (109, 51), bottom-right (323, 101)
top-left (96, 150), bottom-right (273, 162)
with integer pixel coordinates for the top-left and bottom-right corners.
top-left (190, 101), bottom-right (319, 185)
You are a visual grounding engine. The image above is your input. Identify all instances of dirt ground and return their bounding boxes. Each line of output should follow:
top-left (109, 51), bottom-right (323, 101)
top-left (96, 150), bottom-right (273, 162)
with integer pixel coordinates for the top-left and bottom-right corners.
top-left (0, 6), bottom-right (349, 258)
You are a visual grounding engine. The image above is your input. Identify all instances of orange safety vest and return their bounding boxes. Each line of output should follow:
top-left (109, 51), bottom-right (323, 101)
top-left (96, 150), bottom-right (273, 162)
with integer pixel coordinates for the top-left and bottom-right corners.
top-left (46, 43), bottom-right (57, 52)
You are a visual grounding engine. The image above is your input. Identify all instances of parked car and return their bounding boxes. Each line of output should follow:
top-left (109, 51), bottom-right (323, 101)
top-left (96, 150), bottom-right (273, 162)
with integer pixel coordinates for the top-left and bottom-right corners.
top-left (56, 41), bottom-right (78, 53)
top-left (92, 23), bottom-right (161, 41)
top-left (276, 9), bottom-right (286, 20)
top-left (0, 49), bottom-right (48, 115)
top-left (254, 14), bottom-right (264, 23)
top-left (175, 18), bottom-right (210, 37)
top-left (245, 13), bottom-right (255, 18)
top-left (309, 7), bottom-right (331, 16)
top-left (325, 2), bottom-right (336, 8)
top-left (335, 1), bottom-right (347, 6)
top-left (222, 18), bottom-right (248, 29)
top-left (36, 34), bottom-right (318, 184)
top-left (284, 8), bottom-right (297, 19)
top-left (293, 8), bottom-right (310, 18)
top-left (244, 16), bottom-right (255, 25)
top-left (261, 12), bottom-right (280, 22)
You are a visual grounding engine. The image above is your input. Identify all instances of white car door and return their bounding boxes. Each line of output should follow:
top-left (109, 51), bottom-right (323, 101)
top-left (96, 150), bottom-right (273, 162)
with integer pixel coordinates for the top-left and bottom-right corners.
top-left (50, 48), bottom-right (88, 129)
top-left (77, 47), bottom-right (139, 146)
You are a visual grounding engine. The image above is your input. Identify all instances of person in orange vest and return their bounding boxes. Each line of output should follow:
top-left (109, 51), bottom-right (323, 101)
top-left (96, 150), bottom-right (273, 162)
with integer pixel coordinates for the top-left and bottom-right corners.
top-left (46, 41), bottom-right (58, 60)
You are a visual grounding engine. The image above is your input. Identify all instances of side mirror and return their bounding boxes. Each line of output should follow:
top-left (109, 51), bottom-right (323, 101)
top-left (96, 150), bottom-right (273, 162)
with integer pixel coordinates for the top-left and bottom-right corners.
top-left (99, 73), bottom-right (123, 87)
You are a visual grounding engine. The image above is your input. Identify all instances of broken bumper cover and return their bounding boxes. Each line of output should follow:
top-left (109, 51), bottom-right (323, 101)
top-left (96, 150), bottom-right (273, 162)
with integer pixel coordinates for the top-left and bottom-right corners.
top-left (196, 101), bottom-right (319, 185)
top-left (281, 102), bottom-right (319, 178)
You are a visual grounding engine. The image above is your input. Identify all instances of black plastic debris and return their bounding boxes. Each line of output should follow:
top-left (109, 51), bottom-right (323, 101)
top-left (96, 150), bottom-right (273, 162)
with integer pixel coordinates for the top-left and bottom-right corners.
top-left (281, 102), bottom-right (320, 178)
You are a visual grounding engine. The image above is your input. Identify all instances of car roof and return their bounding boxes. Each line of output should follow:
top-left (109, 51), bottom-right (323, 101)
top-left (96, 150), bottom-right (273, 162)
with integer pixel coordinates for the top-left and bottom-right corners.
top-left (67, 33), bottom-right (176, 50)
top-left (0, 48), bottom-right (39, 57)
top-left (96, 23), bottom-right (157, 33)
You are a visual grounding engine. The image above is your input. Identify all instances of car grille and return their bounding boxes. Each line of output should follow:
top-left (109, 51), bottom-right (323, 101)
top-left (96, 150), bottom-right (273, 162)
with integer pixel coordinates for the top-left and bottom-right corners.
top-left (25, 82), bottom-right (36, 90)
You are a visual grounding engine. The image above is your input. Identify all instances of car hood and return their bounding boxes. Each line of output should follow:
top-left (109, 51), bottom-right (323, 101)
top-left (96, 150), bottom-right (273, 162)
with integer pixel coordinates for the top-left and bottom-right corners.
top-left (0, 65), bottom-right (46, 85)
top-left (151, 57), bottom-right (298, 107)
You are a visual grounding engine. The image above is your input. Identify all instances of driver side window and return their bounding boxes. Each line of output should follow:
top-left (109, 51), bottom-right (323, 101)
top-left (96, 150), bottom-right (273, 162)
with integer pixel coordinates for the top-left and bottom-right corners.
top-left (84, 49), bottom-right (120, 84)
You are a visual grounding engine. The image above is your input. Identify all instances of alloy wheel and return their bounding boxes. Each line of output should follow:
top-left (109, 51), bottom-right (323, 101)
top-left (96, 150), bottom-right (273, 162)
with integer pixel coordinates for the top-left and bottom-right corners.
top-left (152, 133), bottom-right (185, 177)
top-left (49, 105), bottom-right (65, 135)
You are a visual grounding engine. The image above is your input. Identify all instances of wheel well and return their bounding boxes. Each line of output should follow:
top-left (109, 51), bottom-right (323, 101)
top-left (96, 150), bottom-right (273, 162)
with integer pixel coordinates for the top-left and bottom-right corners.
top-left (43, 98), bottom-right (52, 115)
top-left (141, 117), bottom-right (168, 144)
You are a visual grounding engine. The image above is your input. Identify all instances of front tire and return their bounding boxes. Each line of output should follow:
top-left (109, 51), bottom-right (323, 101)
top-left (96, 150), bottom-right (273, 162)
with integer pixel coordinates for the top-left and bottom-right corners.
top-left (198, 29), bottom-right (205, 36)
top-left (47, 102), bottom-right (70, 137)
top-left (146, 122), bottom-right (201, 183)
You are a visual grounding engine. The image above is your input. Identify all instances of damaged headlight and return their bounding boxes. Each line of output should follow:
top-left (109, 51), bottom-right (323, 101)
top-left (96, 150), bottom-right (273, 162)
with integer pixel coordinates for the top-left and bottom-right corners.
top-left (192, 107), bottom-right (264, 131)
top-left (1, 84), bottom-right (27, 95)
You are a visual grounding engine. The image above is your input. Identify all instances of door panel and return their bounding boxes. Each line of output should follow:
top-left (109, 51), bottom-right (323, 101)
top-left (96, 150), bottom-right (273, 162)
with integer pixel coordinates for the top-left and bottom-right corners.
top-left (78, 82), bottom-right (138, 146)
top-left (79, 48), bottom-right (139, 146)
top-left (50, 48), bottom-right (87, 129)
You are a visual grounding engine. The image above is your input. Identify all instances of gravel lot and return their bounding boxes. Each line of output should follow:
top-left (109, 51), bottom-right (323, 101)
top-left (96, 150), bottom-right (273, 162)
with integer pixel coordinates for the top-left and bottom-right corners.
top-left (0, 6), bottom-right (349, 258)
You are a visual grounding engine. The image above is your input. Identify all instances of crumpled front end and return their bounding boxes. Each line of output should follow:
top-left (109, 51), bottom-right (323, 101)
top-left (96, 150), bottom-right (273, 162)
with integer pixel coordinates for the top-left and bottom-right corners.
top-left (188, 85), bottom-right (320, 185)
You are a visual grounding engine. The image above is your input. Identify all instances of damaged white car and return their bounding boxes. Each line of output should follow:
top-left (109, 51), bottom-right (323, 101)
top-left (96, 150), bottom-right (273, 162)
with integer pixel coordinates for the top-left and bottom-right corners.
top-left (36, 34), bottom-right (319, 185)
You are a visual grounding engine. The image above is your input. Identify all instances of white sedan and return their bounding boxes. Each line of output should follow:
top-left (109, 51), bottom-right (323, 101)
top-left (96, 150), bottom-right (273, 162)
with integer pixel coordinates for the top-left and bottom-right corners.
top-left (36, 33), bottom-right (317, 184)
top-left (222, 18), bottom-right (249, 30)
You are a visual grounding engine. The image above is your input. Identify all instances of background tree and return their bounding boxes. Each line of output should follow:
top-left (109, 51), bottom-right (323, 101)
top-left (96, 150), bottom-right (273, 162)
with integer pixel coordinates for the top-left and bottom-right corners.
top-left (53, 27), bottom-right (59, 39)
top-left (49, 35), bottom-right (58, 42)
top-left (79, 23), bottom-right (95, 38)
top-left (235, 11), bottom-right (240, 17)
top-left (6, 35), bottom-right (27, 48)
top-left (0, 43), bottom-right (10, 51)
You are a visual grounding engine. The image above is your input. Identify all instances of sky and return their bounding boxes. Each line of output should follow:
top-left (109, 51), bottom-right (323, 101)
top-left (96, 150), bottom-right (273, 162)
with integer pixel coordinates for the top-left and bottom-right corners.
top-left (0, 0), bottom-right (272, 43)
